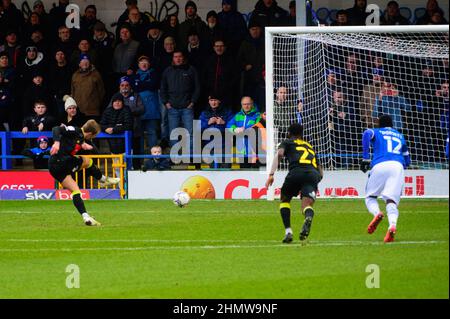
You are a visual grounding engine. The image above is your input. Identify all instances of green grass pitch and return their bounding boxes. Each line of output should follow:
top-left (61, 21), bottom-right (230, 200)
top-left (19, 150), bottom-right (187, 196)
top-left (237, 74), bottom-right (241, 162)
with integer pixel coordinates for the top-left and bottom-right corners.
top-left (0, 199), bottom-right (448, 299)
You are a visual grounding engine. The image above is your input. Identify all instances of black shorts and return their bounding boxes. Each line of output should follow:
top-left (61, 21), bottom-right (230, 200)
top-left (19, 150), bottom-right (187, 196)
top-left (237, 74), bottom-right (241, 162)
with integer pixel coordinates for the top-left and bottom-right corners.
top-left (281, 168), bottom-right (322, 200)
top-left (48, 155), bottom-right (83, 183)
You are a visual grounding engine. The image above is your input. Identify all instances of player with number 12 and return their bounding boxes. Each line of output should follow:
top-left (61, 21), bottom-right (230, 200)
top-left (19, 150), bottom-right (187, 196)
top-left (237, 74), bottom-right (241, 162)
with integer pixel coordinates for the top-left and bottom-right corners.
top-left (360, 114), bottom-right (411, 242)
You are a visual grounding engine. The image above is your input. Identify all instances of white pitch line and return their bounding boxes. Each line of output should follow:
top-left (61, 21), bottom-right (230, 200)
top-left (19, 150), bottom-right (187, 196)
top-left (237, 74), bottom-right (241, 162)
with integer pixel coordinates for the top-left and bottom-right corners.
top-left (0, 210), bottom-right (448, 215)
top-left (0, 240), bottom-right (446, 252)
top-left (4, 239), bottom-right (448, 244)
top-left (5, 239), bottom-right (279, 243)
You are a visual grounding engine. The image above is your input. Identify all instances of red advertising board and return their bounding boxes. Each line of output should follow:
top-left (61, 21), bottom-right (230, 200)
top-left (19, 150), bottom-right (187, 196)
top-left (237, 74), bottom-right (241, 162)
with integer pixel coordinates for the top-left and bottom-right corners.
top-left (0, 171), bottom-right (54, 190)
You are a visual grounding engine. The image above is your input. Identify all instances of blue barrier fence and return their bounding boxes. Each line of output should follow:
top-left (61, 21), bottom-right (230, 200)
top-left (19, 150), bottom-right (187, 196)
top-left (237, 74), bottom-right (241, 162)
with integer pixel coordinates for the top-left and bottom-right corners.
top-left (1, 131), bottom-right (367, 171)
top-left (0, 131), bottom-right (133, 170)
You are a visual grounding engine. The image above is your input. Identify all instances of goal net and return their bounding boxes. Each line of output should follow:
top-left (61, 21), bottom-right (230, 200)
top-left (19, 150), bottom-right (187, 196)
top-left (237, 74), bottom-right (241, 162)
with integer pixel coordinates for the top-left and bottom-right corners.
top-left (265, 25), bottom-right (449, 173)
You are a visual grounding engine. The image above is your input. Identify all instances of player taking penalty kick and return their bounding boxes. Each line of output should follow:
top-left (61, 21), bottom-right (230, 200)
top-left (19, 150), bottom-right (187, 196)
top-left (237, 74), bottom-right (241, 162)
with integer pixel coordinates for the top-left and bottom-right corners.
top-left (360, 115), bottom-right (410, 242)
top-left (48, 120), bottom-right (120, 226)
top-left (266, 123), bottom-right (323, 243)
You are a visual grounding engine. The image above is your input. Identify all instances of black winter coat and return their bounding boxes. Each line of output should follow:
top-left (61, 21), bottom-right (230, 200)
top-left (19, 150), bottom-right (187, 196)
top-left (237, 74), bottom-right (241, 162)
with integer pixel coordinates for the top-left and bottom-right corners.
top-left (160, 64), bottom-right (201, 109)
top-left (22, 113), bottom-right (57, 131)
top-left (202, 52), bottom-right (239, 107)
top-left (250, 0), bottom-right (288, 28)
top-left (48, 63), bottom-right (72, 100)
top-left (100, 105), bottom-right (133, 154)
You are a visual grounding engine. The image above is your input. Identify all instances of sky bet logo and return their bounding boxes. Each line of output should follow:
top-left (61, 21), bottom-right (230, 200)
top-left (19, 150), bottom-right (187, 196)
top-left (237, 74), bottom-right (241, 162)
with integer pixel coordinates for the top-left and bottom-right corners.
top-left (25, 191), bottom-right (55, 200)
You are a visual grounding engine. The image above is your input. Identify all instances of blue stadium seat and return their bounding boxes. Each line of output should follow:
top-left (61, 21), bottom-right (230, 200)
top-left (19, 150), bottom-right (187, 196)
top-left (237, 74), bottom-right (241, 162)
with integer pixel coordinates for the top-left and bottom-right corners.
top-left (399, 7), bottom-right (412, 22)
top-left (414, 7), bottom-right (427, 23)
top-left (315, 7), bottom-right (330, 25)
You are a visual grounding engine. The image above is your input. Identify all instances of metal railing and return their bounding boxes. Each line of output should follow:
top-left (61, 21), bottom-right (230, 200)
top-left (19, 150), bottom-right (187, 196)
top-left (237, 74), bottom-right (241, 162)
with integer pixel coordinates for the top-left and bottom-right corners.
top-left (0, 131), bottom-right (133, 170)
top-left (60, 154), bottom-right (126, 198)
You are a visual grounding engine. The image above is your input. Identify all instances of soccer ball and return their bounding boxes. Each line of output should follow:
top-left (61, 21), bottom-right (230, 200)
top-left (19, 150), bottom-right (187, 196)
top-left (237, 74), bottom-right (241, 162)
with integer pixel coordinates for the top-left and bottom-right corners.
top-left (173, 191), bottom-right (190, 208)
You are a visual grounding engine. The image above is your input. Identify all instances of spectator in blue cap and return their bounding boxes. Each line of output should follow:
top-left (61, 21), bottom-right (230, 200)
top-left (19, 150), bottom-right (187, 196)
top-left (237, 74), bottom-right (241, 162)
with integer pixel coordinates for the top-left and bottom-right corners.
top-left (70, 38), bottom-right (99, 72)
top-left (22, 135), bottom-right (51, 169)
top-left (80, 53), bottom-right (90, 64)
top-left (108, 74), bottom-right (145, 169)
top-left (71, 51), bottom-right (105, 121)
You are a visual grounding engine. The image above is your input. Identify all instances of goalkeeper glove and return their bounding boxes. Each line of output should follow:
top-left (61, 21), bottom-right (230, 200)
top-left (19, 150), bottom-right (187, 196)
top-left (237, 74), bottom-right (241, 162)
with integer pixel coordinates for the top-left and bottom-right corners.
top-left (360, 159), bottom-right (371, 173)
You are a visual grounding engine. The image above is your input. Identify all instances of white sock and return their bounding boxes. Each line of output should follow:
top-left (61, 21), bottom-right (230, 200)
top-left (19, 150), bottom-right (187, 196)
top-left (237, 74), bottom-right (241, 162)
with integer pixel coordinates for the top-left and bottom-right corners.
top-left (285, 228), bottom-right (293, 235)
top-left (386, 203), bottom-right (399, 228)
top-left (82, 213), bottom-right (91, 220)
top-left (100, 175), bottom-right (106, 182)
top-left (365, 197), bottom-right (381, 217)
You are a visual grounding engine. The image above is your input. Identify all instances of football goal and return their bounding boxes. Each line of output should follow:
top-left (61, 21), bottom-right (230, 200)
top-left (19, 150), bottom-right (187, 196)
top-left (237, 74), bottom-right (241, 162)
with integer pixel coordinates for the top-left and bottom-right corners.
top-left (266, 25), bottom-right (449, 170)
top-left (265, 25), bottom-right (449, 199)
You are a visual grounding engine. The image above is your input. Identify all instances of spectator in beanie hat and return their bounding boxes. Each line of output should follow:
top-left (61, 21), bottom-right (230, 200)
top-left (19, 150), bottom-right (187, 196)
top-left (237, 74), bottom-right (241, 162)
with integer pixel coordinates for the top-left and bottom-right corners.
top-left (178, 0), bottom-right (207, 51)
top-left (71, 53), bottom-right (105, 121)
top-left (205, 10), bottom-right (225, 50)
top-left (58, 95), bottom-right (87, 127)
top-left (217, 0), bottom-right (247, 57)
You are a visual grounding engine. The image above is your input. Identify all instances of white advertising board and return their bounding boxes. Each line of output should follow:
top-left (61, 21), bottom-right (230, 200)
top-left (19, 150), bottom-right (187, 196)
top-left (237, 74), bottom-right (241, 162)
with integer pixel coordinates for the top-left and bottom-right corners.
top-left (128, 170), bottom-right (449, 199)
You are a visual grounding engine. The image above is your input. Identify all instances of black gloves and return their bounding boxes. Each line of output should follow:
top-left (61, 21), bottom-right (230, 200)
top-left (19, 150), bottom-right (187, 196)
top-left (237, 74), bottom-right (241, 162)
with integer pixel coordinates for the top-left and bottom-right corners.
top-left (360, 159), bottom-right (371, 173)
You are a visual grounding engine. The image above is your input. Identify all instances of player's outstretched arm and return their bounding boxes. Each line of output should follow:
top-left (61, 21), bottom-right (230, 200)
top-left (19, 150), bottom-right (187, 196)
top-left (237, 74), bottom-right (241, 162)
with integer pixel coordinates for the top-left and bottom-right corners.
top-left (266, 149), bottom-right (284, 188)
top-left (52, 126), bottom-right (64, 142)
top-left (318, 164), bottom-right (324, 180)
top-left (360, 129), bottom-right (374, 173)
top-left (402, 143), bottom-right (411, 168)
top-left (50, 126), bottom-right (64, 156)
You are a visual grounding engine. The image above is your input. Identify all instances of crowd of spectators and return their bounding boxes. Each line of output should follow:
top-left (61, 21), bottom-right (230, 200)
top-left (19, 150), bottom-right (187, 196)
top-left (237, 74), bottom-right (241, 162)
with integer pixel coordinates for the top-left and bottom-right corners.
top-left (328, 0), bottom-right (448, 26)
top-left (0, 0), bottom-right (448, 170)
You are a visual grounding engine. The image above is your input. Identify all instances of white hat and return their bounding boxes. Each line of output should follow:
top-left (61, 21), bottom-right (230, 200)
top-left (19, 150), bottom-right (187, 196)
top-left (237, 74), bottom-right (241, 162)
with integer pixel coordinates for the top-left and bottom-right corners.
top-left (63, 95), bottom-right (77, 110)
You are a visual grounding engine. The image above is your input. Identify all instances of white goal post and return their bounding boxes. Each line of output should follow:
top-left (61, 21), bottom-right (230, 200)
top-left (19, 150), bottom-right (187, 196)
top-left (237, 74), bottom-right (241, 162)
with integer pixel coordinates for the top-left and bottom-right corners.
top-left (265, 25), bottom-right (449, 200)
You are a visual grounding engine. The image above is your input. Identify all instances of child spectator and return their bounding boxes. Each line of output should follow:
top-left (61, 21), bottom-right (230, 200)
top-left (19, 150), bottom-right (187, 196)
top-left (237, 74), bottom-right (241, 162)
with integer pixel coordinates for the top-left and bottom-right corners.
top-left (142, 145), bottom-right (171, 171)
top-left (22, 100), bottom-right (56, 134)
top-left (22, 136), bottom-right (51, 169)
